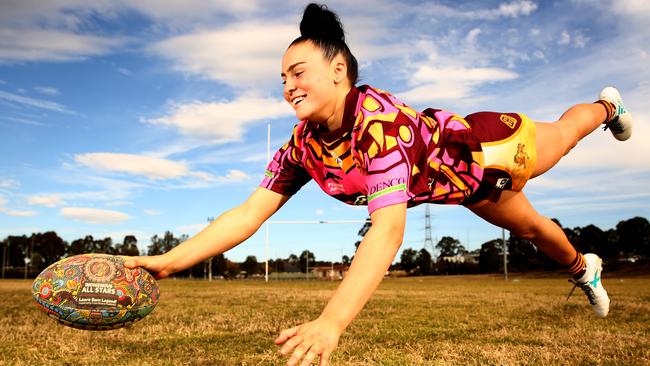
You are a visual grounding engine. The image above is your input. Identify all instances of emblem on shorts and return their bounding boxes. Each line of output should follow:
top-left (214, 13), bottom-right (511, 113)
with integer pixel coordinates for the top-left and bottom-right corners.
top-left (354, 195), bottom-right (368, 205)
top-left (513, 143), bottom-right (529, 169)
top-left (495, 178), bottom-right (510, 189)
top-left (500, 114), bottom-right (517, 129)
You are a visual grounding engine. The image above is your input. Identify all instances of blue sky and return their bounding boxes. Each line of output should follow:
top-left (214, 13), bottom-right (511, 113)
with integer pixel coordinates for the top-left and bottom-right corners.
top-left (1, 0), bottom-right (649, 263)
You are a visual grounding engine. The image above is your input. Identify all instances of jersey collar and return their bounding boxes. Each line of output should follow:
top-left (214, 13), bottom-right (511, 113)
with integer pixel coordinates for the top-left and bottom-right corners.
top-left (316, 85), bottom-right (360, 144)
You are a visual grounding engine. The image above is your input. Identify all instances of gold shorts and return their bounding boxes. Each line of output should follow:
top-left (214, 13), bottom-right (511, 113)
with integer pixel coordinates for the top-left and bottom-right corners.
top-left (463, 112), bottom-right (537, 204)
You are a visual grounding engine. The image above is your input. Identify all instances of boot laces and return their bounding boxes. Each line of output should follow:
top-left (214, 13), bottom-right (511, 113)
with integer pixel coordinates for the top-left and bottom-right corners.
top-left (603, 117), bottom-right (624, 134)
top-left (567, 279), bottom-right (597, 305)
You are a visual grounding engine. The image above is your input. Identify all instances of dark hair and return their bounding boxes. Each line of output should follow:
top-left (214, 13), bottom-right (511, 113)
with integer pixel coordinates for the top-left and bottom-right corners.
top-left (290, 3), bottom-right (359, 85)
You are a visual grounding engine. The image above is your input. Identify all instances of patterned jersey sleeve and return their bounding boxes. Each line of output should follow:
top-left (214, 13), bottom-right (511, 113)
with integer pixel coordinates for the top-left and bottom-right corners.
top-left (360, 114), bottom-right (424, 214)
top-left (259, 124), bottom-right (312, 196)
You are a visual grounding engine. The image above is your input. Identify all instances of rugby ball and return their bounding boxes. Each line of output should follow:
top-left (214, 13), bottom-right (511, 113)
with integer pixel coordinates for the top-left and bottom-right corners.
top-left (32, 253), bottom-right (159, 330)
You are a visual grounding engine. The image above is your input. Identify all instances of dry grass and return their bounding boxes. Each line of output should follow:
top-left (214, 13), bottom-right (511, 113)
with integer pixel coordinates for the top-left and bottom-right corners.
top-left (1, 274), bottom-right (648, 365)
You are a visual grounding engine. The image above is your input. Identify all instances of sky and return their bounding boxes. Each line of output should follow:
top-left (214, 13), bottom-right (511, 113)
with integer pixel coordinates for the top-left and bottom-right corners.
top-left (1, 0), bottom-right (649, 263)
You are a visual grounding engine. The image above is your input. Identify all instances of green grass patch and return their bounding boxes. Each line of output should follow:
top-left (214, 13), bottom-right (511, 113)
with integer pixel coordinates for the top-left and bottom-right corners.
top-left (1, 275), bottom-right (648, 365)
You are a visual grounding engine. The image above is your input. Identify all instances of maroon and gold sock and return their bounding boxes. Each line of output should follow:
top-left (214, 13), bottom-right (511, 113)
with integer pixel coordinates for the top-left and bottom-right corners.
top-left (567, 252), bottom-right (587, 279)
top-left (594, 99), bottom-right (617, 123)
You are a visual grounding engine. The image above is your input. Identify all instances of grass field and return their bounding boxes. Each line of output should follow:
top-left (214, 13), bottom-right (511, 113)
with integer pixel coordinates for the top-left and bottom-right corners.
top-left (1, 274), bottom-right (649, 366)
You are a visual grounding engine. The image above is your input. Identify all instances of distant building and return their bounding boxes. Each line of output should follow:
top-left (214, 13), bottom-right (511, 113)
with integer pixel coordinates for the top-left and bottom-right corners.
top-left (439, 251), bottom-right (479, 264)
top-left (311, 265), bottom-right (349, 280)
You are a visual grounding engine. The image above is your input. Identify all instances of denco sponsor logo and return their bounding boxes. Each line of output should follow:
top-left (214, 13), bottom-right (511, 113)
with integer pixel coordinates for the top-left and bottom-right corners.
top-left (368, 177), bottom-right (406, 201)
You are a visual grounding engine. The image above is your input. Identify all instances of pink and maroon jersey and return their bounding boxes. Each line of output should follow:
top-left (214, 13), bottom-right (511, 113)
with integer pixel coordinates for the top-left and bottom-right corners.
top-left (260, 85), bottom-right (486, 214)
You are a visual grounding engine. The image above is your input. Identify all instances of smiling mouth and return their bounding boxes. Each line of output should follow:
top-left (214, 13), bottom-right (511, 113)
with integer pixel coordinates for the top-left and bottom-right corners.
top-left (291, 95), bottom-right (306, 106)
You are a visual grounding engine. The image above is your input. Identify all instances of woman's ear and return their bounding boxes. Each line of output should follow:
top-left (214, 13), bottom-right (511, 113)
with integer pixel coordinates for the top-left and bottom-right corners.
top-left (332, 55), bottom-right (348, 84)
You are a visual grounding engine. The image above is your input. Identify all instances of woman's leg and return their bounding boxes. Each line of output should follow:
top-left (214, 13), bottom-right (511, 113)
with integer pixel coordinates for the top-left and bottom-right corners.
top-left (466, 190), bottom-right (576, 265)
top-left (532, 103), bottom-right (607, 178)
top-left (466, 190), bottom-right (610, 317)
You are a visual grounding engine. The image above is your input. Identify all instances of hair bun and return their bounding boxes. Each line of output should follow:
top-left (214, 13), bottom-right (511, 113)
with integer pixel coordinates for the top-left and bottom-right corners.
top-left (300, 3), bottom-right (345, 42)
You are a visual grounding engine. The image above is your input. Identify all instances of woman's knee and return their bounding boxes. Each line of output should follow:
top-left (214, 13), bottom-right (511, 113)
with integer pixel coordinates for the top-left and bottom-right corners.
top-left (508, 216), bottom-right (546, 241)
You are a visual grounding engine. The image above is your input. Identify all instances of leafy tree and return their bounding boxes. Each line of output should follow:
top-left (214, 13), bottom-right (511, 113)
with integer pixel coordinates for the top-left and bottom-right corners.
top-left (225, 260), bottom-right (240, 278)
top-left (479, 239), bottom-right (502, 273)
top-left (3, 236), bottom-right (29, 267)
top-left (400, 248), bottom-right (418, 273)
top-left (436, 236), bottom-right (465, 257)
top-left (354, 217), bottom-right (372, 251)
top-left (213, 253), bottom-right (228, 276)
top-left (68, 235), bottom-right (95, 255)
top-left (30, 231), bottom-right (66, 268)
top-left (342, 255), bottom-right (351, 265)
top-left (148, 231), bottom-right (184, 256)
top-left (299, 250), bottom-right (316, 273)
top-left (92, 237), bottom-right (115, 254)
top-left (242, 255), bottom-right (259, 276)
top-left (617, 217), bottom-right (650, 258)
top-left (507, 234), bottom-right (538, 272)
top-left (115, 235), bottom-right (140, 256)
top-left (415, 248), bottom-right (433, 275)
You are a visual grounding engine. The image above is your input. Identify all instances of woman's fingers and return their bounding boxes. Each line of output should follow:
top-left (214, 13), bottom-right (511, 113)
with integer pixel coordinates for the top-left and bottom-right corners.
top-left (275, 326), bottom-right (299, 345)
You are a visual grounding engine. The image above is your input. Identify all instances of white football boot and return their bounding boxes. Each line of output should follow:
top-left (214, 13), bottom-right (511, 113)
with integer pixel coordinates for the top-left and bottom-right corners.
top-left (599, 86), bottom-right (633, 141)
top-left (567, 253), bottom-right (610, 318)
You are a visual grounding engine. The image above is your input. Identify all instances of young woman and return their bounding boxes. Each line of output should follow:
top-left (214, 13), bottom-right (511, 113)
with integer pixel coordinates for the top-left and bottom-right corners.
top-left (126, 4), bottom-right (633, 366)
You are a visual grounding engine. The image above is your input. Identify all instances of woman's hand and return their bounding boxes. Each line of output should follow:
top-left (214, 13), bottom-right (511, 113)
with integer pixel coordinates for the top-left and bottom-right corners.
top-left (275, 316), bottom-right (342, 366)
top-left (123, 255), bottom-right (174, 279)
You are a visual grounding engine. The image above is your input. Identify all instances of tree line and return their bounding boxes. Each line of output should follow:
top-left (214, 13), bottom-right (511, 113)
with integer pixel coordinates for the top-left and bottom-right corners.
top-left (396, 216), bottom-right (650, 275)
top-left (1, 216), bottom-right (648, 279)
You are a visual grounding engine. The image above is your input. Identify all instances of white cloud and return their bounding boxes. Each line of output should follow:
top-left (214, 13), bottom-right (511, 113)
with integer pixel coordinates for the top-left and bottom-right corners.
top-left (0, 90), bottom-right (74, 114)
top-left (125, 0), bottom-right (261, 22)
top-left (148, 22), bottom-right (296, 88)
top-left (434, 0), bottom-right (538, 20)
top-left (34, 86), bottom-right (60, 96)
top-left (492, 1), bottom-right (538, 18)
top-left (0, 208), bottom-right (38, 217)
top-left (74, 152), bottom-right (214, 181)
top-left (315, 209), bottom-right (324, 216)
top-left (175, 222), bottom-right (208, 236)
top-left (106, 201), bottom-right (132, 207)
top-left (398, 66), bottom-right (518, 104)
top-left (144, 209), bottom-right (162, 216)
top-left (216, 169), bottom-right (250, 183)
top-left (143, 96), bottom-right (293, 144)
top-left (28, 194), bottom-right (65, 207)
top-left (558, 31), bottom-right (571, 45)
top-left (60, 207), bottom-right (130, 224)
top-left (611, 0), bottom-right (650, 17)
top-left (0, 28), bottom-right (126, 62)
top-left (573, 32), bottom-right (588, 48)
top-left (0, 194), bottom-right (36, 217)
top-left (0, 179), bottom-right (20, 189)
top-left (465, 28), bottom-right (482, 44)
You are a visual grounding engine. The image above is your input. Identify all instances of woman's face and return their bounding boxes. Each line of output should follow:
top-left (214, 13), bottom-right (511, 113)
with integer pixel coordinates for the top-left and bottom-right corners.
top-left (281, 41), bottom-right (341, 123)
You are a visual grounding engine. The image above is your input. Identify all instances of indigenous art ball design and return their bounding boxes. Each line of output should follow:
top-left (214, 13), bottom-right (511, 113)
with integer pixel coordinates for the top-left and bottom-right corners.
top-left (32, 253), bottom-right (159, 330)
